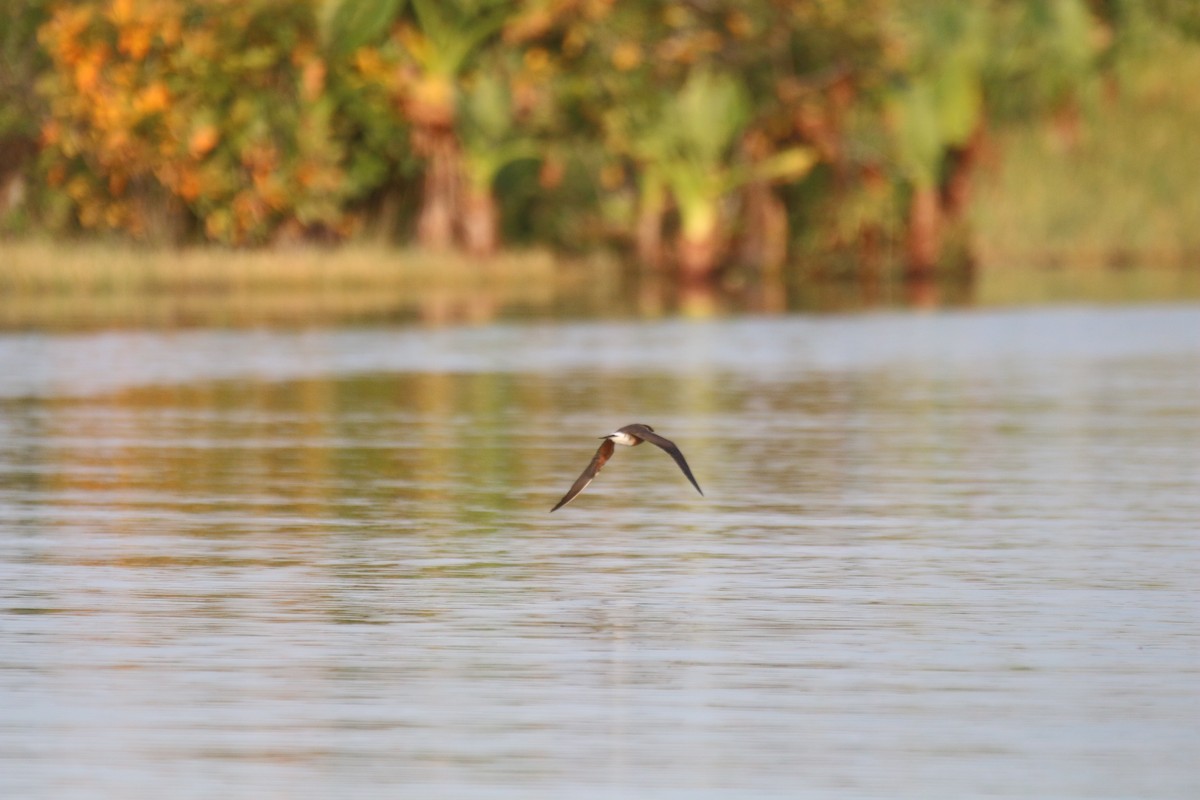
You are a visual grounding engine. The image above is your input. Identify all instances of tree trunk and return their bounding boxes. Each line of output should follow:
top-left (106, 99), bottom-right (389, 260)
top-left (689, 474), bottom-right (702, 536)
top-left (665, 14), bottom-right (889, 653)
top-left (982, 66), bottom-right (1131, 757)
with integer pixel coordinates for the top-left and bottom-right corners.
top-left (0, 135), bottom-right (35, 218)
top-left (905, 183), bottom-right (941, 279)
top-left (461, 184), bottom-right (498, 258)
top-left (739, 182), bottom-right (788, 275)
top-left (677, 231), bottom-right (722, 284)
top-left (635, 206), bottom-right (665, 271)
top-left (942, 123), bottom-right (986, 222)
top-left (415, 133), bottom-right (460, 251)
top-left (635, 179), bottom-right (666, 271)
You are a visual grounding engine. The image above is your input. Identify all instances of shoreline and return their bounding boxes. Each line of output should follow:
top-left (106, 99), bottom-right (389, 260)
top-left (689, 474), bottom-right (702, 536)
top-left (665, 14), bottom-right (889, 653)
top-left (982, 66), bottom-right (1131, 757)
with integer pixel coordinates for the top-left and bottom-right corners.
top-left (0, 240), bottom-right (1196, 331)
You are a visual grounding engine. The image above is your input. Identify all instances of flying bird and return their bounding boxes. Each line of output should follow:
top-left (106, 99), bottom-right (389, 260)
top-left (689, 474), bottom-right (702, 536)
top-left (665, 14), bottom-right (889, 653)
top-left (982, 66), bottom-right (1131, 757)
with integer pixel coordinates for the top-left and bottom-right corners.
top-left (550, 423), bottom-right (704, 512)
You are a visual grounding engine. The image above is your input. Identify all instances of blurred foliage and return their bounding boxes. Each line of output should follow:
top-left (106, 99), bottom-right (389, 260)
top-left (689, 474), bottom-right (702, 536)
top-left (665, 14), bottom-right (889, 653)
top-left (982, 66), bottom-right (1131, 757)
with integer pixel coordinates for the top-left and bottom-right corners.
top-left (36, 0), bottom-right (358, 243)
top-left (0, 0), bottom-right (49, 141)
top-left (1, 0), bottom-right (1197, 273)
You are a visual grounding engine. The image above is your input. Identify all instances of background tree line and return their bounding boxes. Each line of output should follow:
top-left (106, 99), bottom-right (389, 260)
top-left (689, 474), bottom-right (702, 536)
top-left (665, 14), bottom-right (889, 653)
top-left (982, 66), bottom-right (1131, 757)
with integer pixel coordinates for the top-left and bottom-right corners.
top-left (1, 0), bottom-right (1197, 283)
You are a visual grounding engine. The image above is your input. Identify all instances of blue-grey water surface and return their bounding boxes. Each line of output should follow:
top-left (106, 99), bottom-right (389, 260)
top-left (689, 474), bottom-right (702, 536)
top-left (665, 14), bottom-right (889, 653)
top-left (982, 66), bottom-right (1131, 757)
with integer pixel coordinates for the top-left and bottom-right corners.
top-left (2, 305), bottom-right (1199, 799)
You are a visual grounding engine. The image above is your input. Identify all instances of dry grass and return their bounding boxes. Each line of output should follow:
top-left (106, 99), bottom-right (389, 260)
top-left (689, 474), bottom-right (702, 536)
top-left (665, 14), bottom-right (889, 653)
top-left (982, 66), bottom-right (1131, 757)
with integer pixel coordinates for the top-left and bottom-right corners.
top-left (0, 240), bottom-right (560, 292)
top-left (0, 240), bottom-right (616, 329)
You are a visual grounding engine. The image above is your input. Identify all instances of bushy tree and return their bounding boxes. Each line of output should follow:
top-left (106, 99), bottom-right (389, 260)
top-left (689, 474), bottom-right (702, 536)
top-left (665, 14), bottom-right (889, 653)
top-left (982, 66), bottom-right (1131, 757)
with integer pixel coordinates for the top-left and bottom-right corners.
top-left (6, 0), bottom-right (1168, 280)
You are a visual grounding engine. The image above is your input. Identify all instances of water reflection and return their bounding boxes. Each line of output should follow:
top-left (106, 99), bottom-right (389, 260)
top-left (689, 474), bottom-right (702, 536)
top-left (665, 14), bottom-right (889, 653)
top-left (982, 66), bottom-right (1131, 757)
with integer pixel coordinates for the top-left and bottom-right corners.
top-left (2, 306), bottom-right (1199, 799)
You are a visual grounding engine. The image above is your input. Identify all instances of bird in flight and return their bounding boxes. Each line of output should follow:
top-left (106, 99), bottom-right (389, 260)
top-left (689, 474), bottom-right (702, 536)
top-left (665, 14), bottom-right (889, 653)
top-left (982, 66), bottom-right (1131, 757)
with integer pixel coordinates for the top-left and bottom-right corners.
top-left (550, 423), bottom-right (704, 512)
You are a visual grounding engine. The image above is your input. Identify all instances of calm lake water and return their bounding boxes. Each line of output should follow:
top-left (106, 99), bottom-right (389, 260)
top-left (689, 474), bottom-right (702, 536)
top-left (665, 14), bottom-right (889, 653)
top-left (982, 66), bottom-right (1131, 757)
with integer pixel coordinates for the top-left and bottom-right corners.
top-left (2, 305), bottom-right (1199, 799)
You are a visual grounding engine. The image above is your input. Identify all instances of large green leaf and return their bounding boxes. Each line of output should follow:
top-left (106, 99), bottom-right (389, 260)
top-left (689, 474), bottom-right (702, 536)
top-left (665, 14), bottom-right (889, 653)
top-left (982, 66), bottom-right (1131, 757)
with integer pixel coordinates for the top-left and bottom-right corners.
top-left (409, 0), bottom-right (512, 77)
top-left (933, 54), bottom-right (984, 147)
top-left (671, 69), bottom-right (750, 169)
top-left (889, 78), bottom-right (941, 188)
top-left (459, 70), bottom-right (540, 190)
top-left (320, 0), bottom-right (406, 57)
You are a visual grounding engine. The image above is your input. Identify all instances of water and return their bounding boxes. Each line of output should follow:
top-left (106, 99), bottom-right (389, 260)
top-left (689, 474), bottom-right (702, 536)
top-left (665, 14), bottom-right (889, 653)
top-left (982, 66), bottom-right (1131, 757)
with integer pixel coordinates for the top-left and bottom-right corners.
top-left (2, 305), bottom-right (1199, 799)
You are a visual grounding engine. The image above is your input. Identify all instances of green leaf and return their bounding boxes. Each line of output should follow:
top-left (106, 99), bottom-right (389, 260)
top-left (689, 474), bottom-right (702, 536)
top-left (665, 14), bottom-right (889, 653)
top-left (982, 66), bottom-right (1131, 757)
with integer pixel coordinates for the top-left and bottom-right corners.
top-left (933, 55), bottom-right (983, 147)
top-left (744, 147), bottom-right (817, 185)
top-left (889, 78), bottom-right (941, 187)
top-left (321, 0), bottom-right (406, 56)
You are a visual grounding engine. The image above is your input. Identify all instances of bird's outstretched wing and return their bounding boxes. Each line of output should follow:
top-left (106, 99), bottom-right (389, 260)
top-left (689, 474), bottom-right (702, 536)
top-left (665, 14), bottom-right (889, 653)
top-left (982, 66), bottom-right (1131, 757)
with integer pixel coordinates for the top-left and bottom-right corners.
top-left (636, 429), bottom-right (704, 496)
top-left (550, 438), bottom-right (615, 512)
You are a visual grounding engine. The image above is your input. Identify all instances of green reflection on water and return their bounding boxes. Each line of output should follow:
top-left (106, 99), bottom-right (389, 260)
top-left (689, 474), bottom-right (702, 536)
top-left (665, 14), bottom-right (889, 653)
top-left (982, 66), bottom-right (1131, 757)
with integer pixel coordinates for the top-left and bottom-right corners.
top-left (7, 367), bottom-right (743, 539)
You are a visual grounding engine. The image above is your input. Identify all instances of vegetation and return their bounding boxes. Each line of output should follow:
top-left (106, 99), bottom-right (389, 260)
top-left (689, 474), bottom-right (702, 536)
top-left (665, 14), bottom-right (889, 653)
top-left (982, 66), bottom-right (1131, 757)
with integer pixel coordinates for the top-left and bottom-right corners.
top-left (972, 30), bottom-right (1200, 268)
top-left (0, 239), bottom-right (593, 328)
top-left (1, 0), bottom-right (1198, 287)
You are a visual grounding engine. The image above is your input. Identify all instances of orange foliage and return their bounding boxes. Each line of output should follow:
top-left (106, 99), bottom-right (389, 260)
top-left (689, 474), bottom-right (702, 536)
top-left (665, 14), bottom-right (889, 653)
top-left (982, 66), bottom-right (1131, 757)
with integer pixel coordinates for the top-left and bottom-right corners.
top-left (187, 125), bottom-right (218, 158)
top-left (37, 0), bottom-right (354, 244)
